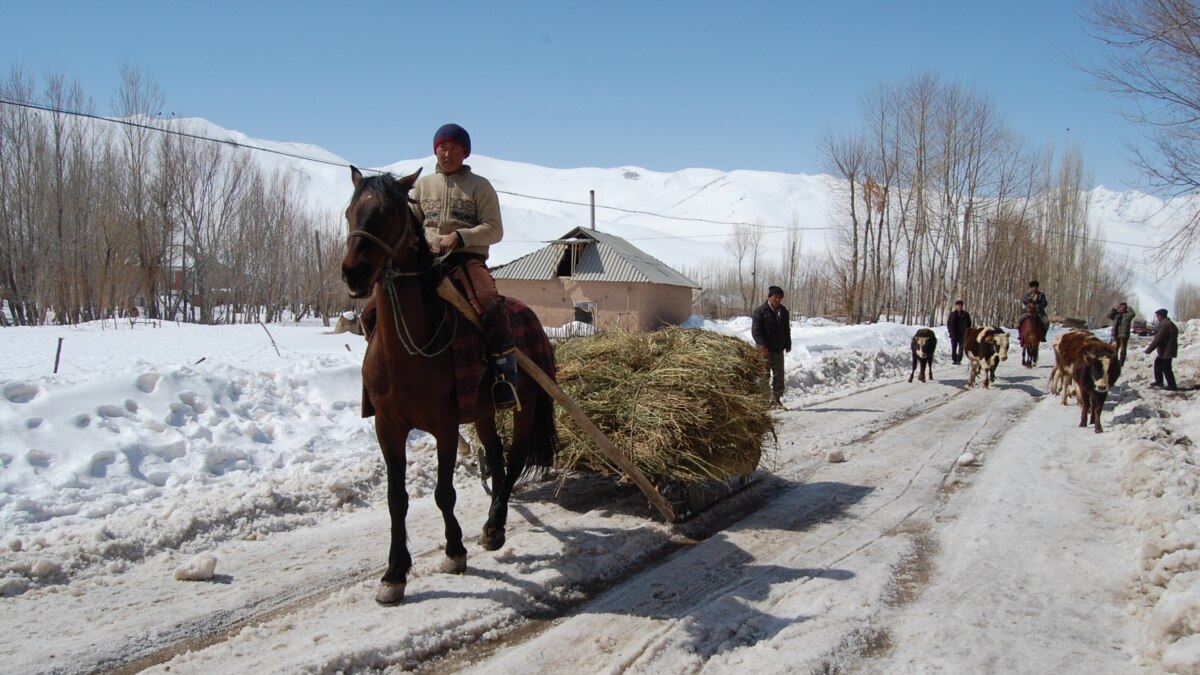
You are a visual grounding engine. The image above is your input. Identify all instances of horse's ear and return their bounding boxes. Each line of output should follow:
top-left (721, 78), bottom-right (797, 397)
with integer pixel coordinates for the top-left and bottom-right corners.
top-left (398, 167), bottom-right (423, 190)
top-left (351, 165), bottom-right (364, 188)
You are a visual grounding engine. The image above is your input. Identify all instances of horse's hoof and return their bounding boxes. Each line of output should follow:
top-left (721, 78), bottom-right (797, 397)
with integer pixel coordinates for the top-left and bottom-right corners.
top-left (441, 553), bottom-right (467, 574)
top-left (375, 581), bottom-right (406, 605)
top-left (480, 528), bottom-right (506, 551)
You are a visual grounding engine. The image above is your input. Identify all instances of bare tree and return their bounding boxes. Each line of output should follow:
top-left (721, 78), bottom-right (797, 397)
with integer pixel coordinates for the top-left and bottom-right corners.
top-left (114, 64), bottom-right (168, 318)
top-left (1175, 279), bottom-right (1200, 320)
top-left (822, 130), bottom-right (869, 321)
top-left (169, 121), bottom-right (253, 324)
top-left (0, 66), bottom-right (48, 325)
top-left (1086, 0), bottom-right (1200, 258)
top-left (781, 212), bottom-right (803, 300)
top-left (725, 222), bottom-right (763, 313)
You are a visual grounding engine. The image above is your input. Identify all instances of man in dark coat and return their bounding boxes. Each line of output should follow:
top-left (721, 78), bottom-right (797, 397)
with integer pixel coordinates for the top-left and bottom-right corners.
top-left (751, 285), bottom-right (791, 408)
top-left (1145, 308), bottom-right (1179, 390)
top-left (946, 300), bottom-right (972, 365)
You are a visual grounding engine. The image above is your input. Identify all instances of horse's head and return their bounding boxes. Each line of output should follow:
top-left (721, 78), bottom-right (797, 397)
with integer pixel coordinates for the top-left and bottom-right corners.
top-left (341, 166), bottom-right (428, 298)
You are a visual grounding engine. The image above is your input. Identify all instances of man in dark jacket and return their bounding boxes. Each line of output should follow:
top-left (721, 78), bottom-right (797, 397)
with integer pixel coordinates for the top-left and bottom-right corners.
top-left (1020, 280), bottom-right (1049, 341)
top-left (751, 285), bottom-right (791, 408)
top-left (1106, 301), bottom-right (1135, 365)
top-left (1145, 308), bottom-right (1179, 390)
top-left (946, 300), bottom-right (972, 365)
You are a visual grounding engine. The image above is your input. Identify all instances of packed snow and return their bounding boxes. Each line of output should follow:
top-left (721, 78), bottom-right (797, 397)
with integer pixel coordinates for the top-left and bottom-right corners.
top-left (0, 313), bottom-right (1197, 673)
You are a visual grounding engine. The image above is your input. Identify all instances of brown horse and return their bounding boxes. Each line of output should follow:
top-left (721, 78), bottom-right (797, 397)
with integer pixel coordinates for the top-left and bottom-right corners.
top-left (341, 167), bottom-right (558, 605)
top-left (1018, 301), bottom-right (1042, 368)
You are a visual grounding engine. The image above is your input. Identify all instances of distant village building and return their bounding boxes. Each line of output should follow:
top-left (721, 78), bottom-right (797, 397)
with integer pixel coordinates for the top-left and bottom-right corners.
top-left (493, 226), bottom-right (699, 332)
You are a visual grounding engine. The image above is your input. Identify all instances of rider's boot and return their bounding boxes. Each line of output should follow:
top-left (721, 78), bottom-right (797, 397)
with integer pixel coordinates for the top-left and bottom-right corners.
top-left (489, 342), bottom-right (519, 411)
top-left (481, 302), bottom-right (519, 411)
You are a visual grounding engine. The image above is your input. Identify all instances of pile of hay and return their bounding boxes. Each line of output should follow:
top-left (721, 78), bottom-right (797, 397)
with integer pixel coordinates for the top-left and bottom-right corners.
top-left (552, 326), bottom-right (775, 485)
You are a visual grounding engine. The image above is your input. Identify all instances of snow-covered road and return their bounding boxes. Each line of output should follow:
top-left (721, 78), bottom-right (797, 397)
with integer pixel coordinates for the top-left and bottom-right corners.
top-left (5, 358), bottom-right (1152, 674)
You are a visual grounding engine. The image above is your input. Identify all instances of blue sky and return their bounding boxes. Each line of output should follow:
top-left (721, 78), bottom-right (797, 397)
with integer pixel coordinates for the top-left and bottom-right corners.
top-left (1, 1), bottom-right (1144, 189)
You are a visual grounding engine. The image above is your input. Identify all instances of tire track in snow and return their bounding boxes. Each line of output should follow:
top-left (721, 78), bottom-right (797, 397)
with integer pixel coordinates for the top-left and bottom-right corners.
top-left (82, 377), bottom-right (1013, 674)
top-left (417, 381), bottom-right (1018, 673)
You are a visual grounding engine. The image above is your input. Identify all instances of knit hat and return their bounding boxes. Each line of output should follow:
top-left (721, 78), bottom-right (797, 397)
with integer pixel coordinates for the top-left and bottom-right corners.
top-left (433, 123), bottom-right (471, 157)
top-left (768, 285), bottom-right (784, 298)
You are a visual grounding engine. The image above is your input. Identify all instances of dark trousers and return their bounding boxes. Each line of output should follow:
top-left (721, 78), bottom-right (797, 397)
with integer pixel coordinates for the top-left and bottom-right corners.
top-left (1154, 357), bottom-right (1177, 389)
top-left (949, 337), bottom-right (964, 364)
top-left (1113, 337), bottom-right (1129, 365)
top-left (764, 350), bottom-right (785, 398)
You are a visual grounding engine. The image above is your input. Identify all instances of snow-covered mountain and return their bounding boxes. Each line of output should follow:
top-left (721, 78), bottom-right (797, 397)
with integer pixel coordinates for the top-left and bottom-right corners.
top-left (190, 118), bottom-right (1195, 315)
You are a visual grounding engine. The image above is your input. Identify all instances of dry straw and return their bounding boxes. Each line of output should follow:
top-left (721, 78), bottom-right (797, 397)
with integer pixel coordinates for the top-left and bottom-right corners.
top-left (551, 326), bottom-right (776, 485)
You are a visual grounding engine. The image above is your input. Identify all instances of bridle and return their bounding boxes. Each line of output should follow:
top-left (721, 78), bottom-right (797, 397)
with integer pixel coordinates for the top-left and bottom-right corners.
top-left (346, 184), bottom-right (457, 357)
top-left (345, 190), bottom-right (424, 276)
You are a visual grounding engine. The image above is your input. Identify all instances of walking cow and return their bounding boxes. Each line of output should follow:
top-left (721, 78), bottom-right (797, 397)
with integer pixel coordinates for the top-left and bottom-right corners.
top-left (909, 328), bottom-right (938, 383)
top-left (962, 326), bottom-right (1009, 389)
top-left (1051, 330), bottom-right (1122, 432)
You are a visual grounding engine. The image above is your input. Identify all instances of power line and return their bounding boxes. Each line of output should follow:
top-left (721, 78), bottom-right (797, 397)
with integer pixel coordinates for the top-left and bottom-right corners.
top-left (0, 96), bottom-right (796, 233)
top-left (0, 96), bottom-right (1161, 251)
top-left (0, 96), bottom-right (353, 169)
top-left (496, 189), bottom-right (825, 230)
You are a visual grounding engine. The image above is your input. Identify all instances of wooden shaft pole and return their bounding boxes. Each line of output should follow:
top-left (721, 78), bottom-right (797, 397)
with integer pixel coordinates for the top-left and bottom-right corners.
top-left (436, 279), bottom-right (675, 522)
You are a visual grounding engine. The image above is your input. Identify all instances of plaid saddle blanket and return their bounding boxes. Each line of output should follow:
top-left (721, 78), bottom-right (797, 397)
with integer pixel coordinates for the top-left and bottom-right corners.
top-left (362, 296), bottom-right (556, 422)
top-left (453, 296), bottom-right (556, 424)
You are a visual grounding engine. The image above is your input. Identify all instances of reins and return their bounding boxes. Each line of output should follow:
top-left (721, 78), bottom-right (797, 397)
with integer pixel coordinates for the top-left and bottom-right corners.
top-left (347, 191), bottom-right (458, 358)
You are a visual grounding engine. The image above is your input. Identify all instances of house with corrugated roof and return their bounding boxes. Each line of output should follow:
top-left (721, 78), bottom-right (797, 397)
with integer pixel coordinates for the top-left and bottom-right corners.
top-left (493, 226), bottom-right (699, 332)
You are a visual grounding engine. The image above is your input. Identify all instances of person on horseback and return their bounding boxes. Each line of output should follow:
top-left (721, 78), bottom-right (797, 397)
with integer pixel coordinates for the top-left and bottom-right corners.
top-left (1106, 301), bottom-right (1135, 365)
top-left (412, 123), bottom-right (520, 410)
top-left (1020, 280), bottom-right (1048, 341)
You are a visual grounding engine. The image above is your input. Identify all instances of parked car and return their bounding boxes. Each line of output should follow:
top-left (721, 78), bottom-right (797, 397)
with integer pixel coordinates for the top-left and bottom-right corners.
top-left (1132, 319), bottom-right (1150, 336)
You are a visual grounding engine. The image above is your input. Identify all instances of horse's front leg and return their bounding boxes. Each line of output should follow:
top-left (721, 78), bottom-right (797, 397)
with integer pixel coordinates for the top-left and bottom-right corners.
top-left (376, 425), bottom-right (412, 605)
top-left (433, 427), bottom-right (467, 574)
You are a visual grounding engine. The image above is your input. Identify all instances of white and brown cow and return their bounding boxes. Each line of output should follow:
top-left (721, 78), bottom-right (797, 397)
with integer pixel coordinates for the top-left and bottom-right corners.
top-left (1052, 330), bottom-right (1122, 432)
top-left (963, 326), bottom-right (1009, 389)
top-left (909, 327), bottom-right (938, 383)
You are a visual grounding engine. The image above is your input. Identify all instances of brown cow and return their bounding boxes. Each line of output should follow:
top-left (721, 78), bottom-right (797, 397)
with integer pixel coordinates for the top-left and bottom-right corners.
top-left (1052, 330), bottom-right (1122, 432)
top-left (909, 328), bottom-right (938, 383)
top-left (1049, 330), bottom-right (1092, 404)
top-left (963, 326), bottom-right (1009, 388)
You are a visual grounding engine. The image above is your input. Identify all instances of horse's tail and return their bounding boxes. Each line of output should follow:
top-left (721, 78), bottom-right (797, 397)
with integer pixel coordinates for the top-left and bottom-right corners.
top-left (522, 389), bottom-right (559, 476)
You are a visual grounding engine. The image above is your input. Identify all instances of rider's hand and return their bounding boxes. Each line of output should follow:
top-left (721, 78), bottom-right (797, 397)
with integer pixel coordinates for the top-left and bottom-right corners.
top-left (436, 233), bottom-right (461, 254)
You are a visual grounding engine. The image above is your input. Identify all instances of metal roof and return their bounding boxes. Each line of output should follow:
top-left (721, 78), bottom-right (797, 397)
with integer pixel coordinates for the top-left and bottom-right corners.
top-left (493, 227), bottom-right (699, 288)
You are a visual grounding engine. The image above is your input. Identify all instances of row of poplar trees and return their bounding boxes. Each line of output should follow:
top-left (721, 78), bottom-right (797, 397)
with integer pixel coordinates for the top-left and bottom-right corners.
top-left (3, 66), bottom-right (1132, 329)
top-left (822, 73), bottom-right (1129, 328)
top-left (0, 66), bottom-right (349, 327)
top-left (690, 72), bottom-right (1130, 328)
